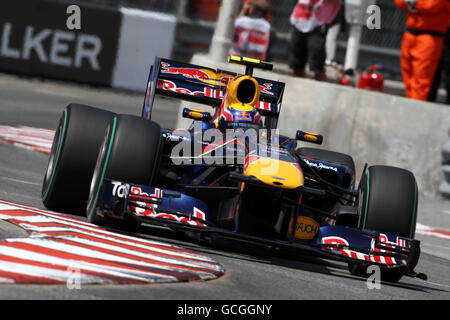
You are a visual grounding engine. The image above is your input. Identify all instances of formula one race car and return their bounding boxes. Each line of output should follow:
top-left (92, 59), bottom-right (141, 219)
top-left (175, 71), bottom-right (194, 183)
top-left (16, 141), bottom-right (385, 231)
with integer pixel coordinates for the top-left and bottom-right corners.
top-left (42, 56), bottom-right (425, 282)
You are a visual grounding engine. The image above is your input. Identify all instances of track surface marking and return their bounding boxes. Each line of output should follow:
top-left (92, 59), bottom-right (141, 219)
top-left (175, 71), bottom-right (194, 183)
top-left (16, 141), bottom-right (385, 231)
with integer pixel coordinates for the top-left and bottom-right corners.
top-left (0, 199), bottom-right (224, 285)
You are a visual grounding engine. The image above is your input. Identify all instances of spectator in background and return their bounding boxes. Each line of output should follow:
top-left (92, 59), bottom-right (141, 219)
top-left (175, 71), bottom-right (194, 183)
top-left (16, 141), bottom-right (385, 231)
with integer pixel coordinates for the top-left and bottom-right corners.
top-left (288, 0), bottom-right (343, 81)
top-left (241, 0), bottom-right (272, 22)
top-left (428, 27), bottom-right (450, 104)
top-left (325, 2), bottom-right (344, 65)
top-left (395, 0), bottom-right (450, 101)
top-left (229, 0), bottom-right (273, 61)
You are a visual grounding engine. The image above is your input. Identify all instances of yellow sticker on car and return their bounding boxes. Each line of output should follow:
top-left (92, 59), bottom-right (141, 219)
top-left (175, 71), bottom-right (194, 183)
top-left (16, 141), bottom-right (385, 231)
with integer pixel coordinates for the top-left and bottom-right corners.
top-left (294, 216), bottom-right (320, 240)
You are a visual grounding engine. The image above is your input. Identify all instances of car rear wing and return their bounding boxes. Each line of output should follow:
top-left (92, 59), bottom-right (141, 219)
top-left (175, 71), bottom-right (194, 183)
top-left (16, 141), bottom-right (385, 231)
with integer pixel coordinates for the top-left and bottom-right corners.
top-left (141, 57), bottom-right (285, 122)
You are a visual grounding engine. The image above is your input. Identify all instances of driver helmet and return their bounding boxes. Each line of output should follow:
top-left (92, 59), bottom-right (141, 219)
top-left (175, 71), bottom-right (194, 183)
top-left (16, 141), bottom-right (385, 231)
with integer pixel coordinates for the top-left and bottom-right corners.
top-left (219, 103), bottom-right (262, 132)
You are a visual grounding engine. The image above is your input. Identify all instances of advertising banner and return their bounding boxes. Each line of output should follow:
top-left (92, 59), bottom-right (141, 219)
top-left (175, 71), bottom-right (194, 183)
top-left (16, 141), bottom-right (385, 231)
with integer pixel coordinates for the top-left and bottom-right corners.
top-left (0, 0), bottom-right (121, 85)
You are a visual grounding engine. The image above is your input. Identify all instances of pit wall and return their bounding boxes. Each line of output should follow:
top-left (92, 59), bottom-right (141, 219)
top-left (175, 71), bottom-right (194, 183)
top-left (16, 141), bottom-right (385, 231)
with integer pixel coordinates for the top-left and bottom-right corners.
top-left (184, 54), bottom-right (450, 197)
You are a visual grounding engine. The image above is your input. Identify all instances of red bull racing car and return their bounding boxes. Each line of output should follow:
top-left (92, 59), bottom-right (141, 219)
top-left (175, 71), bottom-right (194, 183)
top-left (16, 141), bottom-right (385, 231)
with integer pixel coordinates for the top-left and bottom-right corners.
top-left (42, 56), bottom-right (426, 282)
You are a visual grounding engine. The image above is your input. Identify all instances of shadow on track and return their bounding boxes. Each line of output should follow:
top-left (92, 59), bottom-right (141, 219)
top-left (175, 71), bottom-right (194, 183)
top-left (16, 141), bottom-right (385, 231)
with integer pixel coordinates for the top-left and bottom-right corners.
top-left (112, 223), bottom-right (447, 295)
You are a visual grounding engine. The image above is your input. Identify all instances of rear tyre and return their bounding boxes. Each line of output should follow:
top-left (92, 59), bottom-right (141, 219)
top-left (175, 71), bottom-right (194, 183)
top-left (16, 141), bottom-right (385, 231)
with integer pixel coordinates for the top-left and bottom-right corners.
top-left (349, 165), bottom-right (418, 282)
top-left (42, 104), bottom-right (116, 214)
top-left (87, 115), bottom-right (162, 230)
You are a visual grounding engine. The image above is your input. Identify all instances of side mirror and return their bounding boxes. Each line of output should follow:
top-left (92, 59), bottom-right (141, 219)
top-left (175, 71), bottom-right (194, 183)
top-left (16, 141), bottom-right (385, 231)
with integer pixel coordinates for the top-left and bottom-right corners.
top-left (182, 108), bottom-right (212, 122)
top-left (296, 130), bottom-right (323, 145)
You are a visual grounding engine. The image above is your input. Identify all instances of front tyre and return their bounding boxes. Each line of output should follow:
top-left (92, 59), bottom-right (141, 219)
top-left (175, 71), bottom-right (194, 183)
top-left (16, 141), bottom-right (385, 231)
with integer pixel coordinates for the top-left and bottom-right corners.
top-left (42, 104), bottom-right (116, 213)
top-left (349, 165), bottom-right (418, 282)
top-left (87, 115), bottom-right (162, 230)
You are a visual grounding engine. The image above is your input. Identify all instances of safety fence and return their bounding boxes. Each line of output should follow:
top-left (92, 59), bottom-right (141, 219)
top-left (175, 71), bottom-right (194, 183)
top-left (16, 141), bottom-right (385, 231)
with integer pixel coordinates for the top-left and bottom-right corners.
top-left (0, 0), bottom-right (409, 87)
top-left (52, 0), bottom-right (407, 80)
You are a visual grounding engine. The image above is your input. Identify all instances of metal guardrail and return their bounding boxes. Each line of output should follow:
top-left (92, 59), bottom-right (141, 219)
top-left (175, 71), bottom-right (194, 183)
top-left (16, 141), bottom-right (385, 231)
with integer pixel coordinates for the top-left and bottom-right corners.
top-left (173, 0), bottom-right (406, 80)
top-left (42, 0), bottom-right (407, 80)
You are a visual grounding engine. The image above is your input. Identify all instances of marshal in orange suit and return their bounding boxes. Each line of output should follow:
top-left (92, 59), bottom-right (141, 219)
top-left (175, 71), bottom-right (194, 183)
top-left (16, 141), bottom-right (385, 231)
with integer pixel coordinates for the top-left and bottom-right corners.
top-left (395, 0), bottom-right (450, 100)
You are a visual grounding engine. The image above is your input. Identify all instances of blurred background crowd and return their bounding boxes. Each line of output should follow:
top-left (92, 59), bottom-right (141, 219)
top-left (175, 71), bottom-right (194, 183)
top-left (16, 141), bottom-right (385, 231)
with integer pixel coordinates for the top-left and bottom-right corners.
top-left (4, 0), bottom-right (450, 103)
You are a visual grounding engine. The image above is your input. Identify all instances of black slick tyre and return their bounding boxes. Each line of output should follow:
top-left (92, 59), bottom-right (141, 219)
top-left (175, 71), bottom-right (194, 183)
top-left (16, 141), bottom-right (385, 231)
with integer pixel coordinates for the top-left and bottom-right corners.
top-left (349, 165), bottom-right (418, 282)
top-left (87, 115), bottom-right (162, 229)
top-left (42, 104), bottom-right (116, 214)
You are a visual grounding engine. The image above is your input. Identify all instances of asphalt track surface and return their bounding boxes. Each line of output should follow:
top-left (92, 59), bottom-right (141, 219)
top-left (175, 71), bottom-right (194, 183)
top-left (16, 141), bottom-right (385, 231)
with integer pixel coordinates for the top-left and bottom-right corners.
top-left (0, 73), bottom-right (449, 300)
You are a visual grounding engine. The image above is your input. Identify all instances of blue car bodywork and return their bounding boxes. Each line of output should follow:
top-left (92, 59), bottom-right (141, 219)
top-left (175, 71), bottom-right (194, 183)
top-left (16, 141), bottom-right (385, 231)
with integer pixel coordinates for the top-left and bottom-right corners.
top-left (92, 57), bottom-right (424, 281)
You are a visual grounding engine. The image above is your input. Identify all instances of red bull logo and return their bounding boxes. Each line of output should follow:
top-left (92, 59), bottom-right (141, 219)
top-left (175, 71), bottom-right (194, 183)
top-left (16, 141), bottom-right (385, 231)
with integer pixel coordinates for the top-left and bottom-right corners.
top-left (161, 62), bottom-right (210, 81)
top-left (160, 62), bottom-right (236, 87)
top-left (158, 79), bottom-right (225, 99)
top-left (234, 111), bottom-right (253, 122)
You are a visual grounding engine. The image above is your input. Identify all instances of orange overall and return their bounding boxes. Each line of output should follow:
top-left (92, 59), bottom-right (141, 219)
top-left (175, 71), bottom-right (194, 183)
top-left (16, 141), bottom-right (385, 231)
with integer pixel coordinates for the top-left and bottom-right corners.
top-left (395, 0), bottom-right (450, 100)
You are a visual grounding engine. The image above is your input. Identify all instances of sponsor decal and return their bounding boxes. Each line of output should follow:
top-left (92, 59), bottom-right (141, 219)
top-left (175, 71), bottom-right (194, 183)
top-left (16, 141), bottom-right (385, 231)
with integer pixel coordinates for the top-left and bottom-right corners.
top-left (158, 79), bottom-right (224, 99)
top-left (234, 111), bottom-right (253, 122)
top-left (1, 23), bottom-right (102, 70)
top-left (161, 62), bottom-right (211, 81)
top-left (321, 234), bottom-right (405, 265)
top-left (159, 62), bottom-right (276, 97)
top-left (129, 187), bottom-right (206, 227)
top-left (128, 186), bottom-right (162, 216)
top-left (0, 0), bottom-right (121, 85)
top-left (295, 216), bottom-right (319, 240)
top-left (157, 78), bottom-right (277, 113)
top-left (160, 62), bottom-right (233, 87)
top-left (111, 181), bottom-right (130, 199)
top-left (153, 207), bottom-right (207, 228)
top-left (372, 233), bottom-right (406, 265)
top-left (303, 158), bottom-right (338, 172)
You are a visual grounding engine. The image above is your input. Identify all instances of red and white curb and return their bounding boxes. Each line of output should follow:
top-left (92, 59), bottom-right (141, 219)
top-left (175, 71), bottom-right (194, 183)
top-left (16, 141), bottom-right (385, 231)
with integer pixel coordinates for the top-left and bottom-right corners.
top-left (416, 223), bottom-right (450, 241)
top-left (0, 199), bottom-right (224, 285)
top-left (0, 126), bottom-right (54, 155)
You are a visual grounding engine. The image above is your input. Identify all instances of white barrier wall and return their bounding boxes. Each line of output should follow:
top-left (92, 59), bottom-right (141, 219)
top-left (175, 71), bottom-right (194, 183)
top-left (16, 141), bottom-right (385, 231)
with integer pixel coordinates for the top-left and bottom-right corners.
top-left (186, 54), bottom-right (450, 197)
top-left (279, 78), bottom-right (450, 197)
top-left (112, 8), bottom-right (176, 91)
